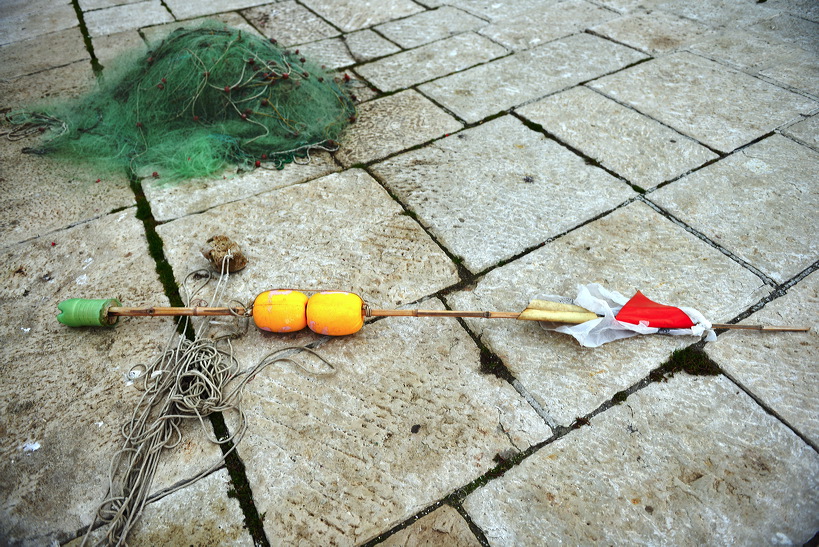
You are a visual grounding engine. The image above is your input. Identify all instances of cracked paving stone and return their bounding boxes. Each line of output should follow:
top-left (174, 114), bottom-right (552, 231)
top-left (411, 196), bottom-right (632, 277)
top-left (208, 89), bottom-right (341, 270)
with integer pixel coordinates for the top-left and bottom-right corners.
top-left (229, 298), bottom-right (551, 544)
top-left (650, 135), bottom-right (819, 284)
top-left (83, 0), bottom-right (173, 37)
top-left (344, 30), bottom-right (401, 62)
top-left (0, 210), bottom-right (221, 545)
top-left (447, 201), bottom-right (770, 426)
top-left (419, 33), bottom-right (647, 124)
top-left (0, 26), bottom-right (88, 81)
top-left (300, 0), bottom-right (424, 33)
top-left (380, 505), bottom-right (481, 546)
top-left (782, 114), bottom-right (819, 150)
top-left (162, 0), bottom-right (270, 20)
top-left (589, 52), bottom-right (818, 153)
top-left (706, 270), bottom-right (819, 446)
top-left (374, 6), bottom-right (488, 49)
top-left (242, 1), bottom-right (339, 47)
top-left (371, 115), bottom-right (634, 273)
top-left (590, 9), bottom-right (716, 55)
top-left (464, 374), bottom-right (819, 545)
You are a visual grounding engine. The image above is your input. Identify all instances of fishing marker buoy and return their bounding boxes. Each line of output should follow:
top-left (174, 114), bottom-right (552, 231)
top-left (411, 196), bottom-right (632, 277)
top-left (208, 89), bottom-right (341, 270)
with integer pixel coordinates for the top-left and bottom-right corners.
top-left (306, 291), bottom-right (365, 336)
top-left (252, 290), bottom-right (308, 333)
top-left (57, 298), bottom-right (122, 327)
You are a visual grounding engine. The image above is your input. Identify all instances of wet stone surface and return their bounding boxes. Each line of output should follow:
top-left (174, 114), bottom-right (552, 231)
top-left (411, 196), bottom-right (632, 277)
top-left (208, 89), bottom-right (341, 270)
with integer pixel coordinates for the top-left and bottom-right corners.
top-left (464, 374), bottom-right (819, 545)
top-left (649, 135), bottom-right (819, 284)
top-left (448, 201), bottom-right (770, 426)
top-left (517, 86), bottom-right (718, 189)
top-left (419, 33), bottom-right (647, 123)
top-left (706, 271), bottom-right (819, 446)
top-left (589, 52), bottom-right (818, 153)
top-left (371, 115), bottom-right (634, 273)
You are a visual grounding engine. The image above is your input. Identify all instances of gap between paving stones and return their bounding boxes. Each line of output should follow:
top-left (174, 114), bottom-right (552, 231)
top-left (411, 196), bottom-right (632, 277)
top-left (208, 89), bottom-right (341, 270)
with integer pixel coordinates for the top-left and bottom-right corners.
top-left (71, 0), bottom-right (104, 77)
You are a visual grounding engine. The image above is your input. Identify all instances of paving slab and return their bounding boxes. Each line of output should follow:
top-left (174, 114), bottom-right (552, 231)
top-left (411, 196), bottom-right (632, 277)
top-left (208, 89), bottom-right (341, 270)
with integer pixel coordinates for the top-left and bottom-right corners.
top-left (517, 86), bottom-right (718, 189)
top-left (419, 33), bottom-right (647, 124)
top-left (650, 135), bottom-right (818, 284)
top-left (92, 30), bottom-right (148, 68)
top-left (477, 0), bottom-right (617, 51)
top-left (380, 505), bottom-right (481, 546)
top-left (242, 1), bottom-right (339, 47)
top-left (156, 169), bottom-right (459, 307)
top-left (448, 201), bottom-right (770, 426)
top-left (590, 9), bottom-right (716, 55)
top-left (782, 114), bottom-right (819, 150)
top-left (294, 37), bottom-right (356, 70)
top-left (231, 298), bottom-right (551, 544)
top-left (141, 13), bottom-right (260, 44)
top-left (426, 0), bottom-right (555, 23)
top-left (0, 210), bottom-right (223, 545)
top-left (68, 469), bottom-right (252, 546)
top-left (0, 134), bottom-right (133, 248)
top-left (0, 26), bottom-right (88, 81)
top-left (84, 0), bottom-right (173, 37)
top-left (79, 0), bottom-right (143, 10)
top-left (300, 0), bottom-right (425, 33)
top-left (0, 60), bottom-right (96, 110)
top-left (706, 271), bottom-right (819, 446)
top-left (687, 30), bottom-right (819, 97)
top-left (655, 0), bottom-right (779, 28)
top-left (143, 153), bottom-right (339, 222)
top-left (371, 115), bottom-right (634, 273)
top-left (163, 0), bottom-right (270, 20)
top-left (463, 374), bottom-right (819, 545)
top-left (344, 29), bottom-right (401, 62)
top-left (762, 0), bottom-right (819, 22)
top-left (374, 6), bottom-right (488, 49)
top-left (335, 90), bottom-right (462, 167)
top-left (0, 0), bottom-right (77, 46)
top-left (589, 52), bottom-right (818, 153)
top-left (746, 12), bottom-right (819, 52)
top-left (356, 32), bottom-right (507, 93)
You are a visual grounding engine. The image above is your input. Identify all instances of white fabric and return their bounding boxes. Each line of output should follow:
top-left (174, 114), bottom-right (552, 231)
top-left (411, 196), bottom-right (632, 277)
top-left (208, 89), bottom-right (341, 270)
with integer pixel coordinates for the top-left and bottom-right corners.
top-left (537, 283), bottom-right (716, 348)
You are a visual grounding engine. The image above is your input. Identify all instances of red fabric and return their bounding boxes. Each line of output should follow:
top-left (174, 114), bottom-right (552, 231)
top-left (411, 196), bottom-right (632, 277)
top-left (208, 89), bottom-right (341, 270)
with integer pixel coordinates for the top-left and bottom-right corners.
top-left (615, 291), bottom-right (695, 329)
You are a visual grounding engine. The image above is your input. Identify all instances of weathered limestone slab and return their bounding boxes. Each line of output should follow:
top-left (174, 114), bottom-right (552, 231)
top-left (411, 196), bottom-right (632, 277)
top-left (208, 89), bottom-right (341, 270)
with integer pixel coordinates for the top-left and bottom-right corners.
top-left (300, 0), bottom-right (424, 32)
top-left (0, 210), bottom-right (222, 545)
top-left (428, 0), bottom-right (557, 23)
top-left (356, 33), bottom-right (507, 92)
top-left (0, 26), bottom-right (88, 81)
top-left (293, 37), bottom-right (355, 70)
top-left (0, 0), bottom-right (77, 46)
top-left (84, 0), bottom-right (172, 37)
top-left (0, 60), bottom-right (95, 110)
top-left (589, 52), bottom-right (818, 153)
top-left (233, 298), bottom-right (551, 544)
top-left (478, 0), bottom-right (617, 51)
top-left (335, 90), bottom-right (462, 167)
top-left (371, 116), bottom-right (634, 273)
top-left (707, 272), bottom-right (818, 446)
top-left (80, 0), bottom-right (143, 10)
top-left (782, 114), bottom-right (819, 150)
top-left (141, 13), bottom-right (260, 44)
top-left (688, 30), bottom-right (819, 96)
top-left (746, 13), bottom-right (819, 52)
top-left (448, 201), bottom-right (770, 426)
top-left (156, 169), bottom-right (460, 307)
top-left (464, 374), bottom-right (819, 545)
top-left (163, 0), bottom-right (270, 20)
top-left (242, 1), bottom-right (339, 47)
top-left (374, 6), bottom-right (488, 49)
top-left (655, 0), bottom-right (779, 28)
top-left (68, 469), bottom-right (252, 546)
top-left (762, 0), bottom-right (819, 22)
top-left (517, 86), bottom-right (718, 189)
top-left (0, 136), bottom-right (133, 248)
top-left (419, 33), bottom-right (647, 123)
top-left (650, 135), bottom-right (818, 283)
top-left (92, 30), bottom-right (147, 67)
top-left (143, 154), bottom-right (339, 222)
top-left (381, 505), bottom-right (481, 547)
top-left (344, 29), bottom-right (401, 62)
top-left (590, 9), bottom-right (715, 54)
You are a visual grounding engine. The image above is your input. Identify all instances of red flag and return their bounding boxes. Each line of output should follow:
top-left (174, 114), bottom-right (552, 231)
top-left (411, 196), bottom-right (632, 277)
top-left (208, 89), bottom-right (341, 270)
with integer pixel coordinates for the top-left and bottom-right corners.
top-left (615, 291), bottom-right (695, 329)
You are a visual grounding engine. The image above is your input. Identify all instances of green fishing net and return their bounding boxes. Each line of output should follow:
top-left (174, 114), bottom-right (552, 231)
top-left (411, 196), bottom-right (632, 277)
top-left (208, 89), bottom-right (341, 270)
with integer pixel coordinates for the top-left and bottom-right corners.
top-left (4, 22), bottom-right (356, 182)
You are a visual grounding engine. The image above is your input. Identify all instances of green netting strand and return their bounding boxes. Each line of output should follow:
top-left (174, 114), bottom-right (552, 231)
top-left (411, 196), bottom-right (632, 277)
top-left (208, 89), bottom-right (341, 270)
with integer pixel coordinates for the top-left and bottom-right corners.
top-left (6, 22), bottom-right (356, 182)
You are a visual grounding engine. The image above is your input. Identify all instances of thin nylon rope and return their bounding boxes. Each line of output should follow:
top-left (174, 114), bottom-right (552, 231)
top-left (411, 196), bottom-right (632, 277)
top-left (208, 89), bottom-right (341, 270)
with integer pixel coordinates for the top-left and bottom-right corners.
top-left (81, 257), bottom-right (335, 546)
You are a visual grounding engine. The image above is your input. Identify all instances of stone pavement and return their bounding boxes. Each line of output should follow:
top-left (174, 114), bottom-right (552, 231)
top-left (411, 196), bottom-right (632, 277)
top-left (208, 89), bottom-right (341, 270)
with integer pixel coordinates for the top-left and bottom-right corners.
top-left (1, 0), bottom-right (817, 545)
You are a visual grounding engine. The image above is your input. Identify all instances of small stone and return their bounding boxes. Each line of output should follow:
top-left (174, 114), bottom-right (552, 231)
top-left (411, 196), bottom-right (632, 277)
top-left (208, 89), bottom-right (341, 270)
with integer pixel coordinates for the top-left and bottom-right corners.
top-left (201, 235), bottom-right (248, 272)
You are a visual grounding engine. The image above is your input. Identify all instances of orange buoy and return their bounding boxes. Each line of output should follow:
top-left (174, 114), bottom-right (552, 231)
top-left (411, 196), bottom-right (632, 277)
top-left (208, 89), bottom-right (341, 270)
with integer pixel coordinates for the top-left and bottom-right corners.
top-left (252, 290), bottom-right (308, 333)
top-left (306, 291), bottom-right (365, 336)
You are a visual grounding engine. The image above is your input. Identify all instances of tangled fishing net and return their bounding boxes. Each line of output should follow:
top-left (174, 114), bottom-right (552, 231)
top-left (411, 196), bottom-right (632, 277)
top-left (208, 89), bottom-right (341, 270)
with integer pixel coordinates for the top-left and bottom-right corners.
top-left (4, 22), bottom-right (355, 182)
